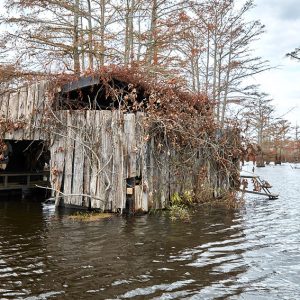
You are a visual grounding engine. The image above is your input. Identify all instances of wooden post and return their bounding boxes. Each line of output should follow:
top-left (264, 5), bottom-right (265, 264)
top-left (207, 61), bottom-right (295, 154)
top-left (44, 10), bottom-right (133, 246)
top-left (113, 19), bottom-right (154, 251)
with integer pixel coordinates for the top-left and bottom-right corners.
top-left (27, 175), bottom-right (30, 187)
top-left (125, 177), bottom-right (135, 213)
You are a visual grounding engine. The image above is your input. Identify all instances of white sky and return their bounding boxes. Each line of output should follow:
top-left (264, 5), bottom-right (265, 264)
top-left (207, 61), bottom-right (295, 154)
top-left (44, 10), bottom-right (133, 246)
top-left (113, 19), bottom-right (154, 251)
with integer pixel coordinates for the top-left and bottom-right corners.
top-left (245, 0), bottom-right (300, 126)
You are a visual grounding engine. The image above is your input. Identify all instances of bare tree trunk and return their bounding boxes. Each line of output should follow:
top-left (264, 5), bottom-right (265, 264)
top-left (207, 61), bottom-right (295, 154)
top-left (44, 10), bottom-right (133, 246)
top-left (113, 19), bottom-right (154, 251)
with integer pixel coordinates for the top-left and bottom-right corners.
top-left (217, 50), bottom-right (222, 123)
top-left (212, 31), bottom-right (218, 120)
top-left (80, 16), bottom-right (86, 71)
top-left (73, 0), bottom-right (81, 75)
top-left (195, 56), bottom-right (201, 92)
top-left (220, 40), bottom-right (233, 128)
top-left (137, 11), bottom-right (142, 62)
top-left (124, 0), bottom-right (134, 65)
top-left (99, 0), bottom-right (106, 66)
top-left (205, 28), bottom-right (210, 95)
top-left (147, 0), bottom-right (158, 65)
top-left (152, 0), bottom-right (158, 65)
top-left (87, 0), bottom-right (94, 69)
top-left (191, 57), bottom-right (196, 92)
top-left (129, 0), bottom-right (135, 64)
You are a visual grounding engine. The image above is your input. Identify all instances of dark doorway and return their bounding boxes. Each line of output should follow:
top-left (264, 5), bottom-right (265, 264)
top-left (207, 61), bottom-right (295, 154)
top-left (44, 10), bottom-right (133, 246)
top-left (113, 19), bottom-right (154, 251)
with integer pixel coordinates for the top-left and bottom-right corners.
top-left (1, 140), bottom-right (50, 173)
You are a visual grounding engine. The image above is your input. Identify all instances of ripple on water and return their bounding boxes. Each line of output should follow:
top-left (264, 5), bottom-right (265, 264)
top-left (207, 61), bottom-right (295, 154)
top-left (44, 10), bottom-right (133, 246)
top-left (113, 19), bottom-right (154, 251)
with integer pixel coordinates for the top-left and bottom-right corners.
top-left (0, 165), bottom-right (300, 299)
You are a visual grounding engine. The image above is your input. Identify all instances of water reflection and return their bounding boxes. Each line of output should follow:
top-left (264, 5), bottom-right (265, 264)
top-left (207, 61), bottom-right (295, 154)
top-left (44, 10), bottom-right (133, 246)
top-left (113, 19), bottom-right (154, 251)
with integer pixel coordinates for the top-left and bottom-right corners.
top-left (1, 164), bottom-right (300, 299)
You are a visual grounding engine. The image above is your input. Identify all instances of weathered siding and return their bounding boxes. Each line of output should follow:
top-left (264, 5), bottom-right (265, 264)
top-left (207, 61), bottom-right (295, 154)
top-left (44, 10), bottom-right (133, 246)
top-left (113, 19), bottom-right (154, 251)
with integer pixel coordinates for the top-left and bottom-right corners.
top-left (49, 109), bottom-right (212, 212)
top-left (49, 110), bottom-right (151, 212)
top-left (0, 81), bottom-right (230, 213)
top-left (1, 81), bottom-right (49, 141)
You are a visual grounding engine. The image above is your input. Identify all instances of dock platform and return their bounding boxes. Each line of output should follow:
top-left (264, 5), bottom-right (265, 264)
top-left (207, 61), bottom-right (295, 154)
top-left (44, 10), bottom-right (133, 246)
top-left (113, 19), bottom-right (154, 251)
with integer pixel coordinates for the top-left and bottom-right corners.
top-left (240, 174), bottom-right (279, 199)
top-left (0, 171), bottom-right (50, 191)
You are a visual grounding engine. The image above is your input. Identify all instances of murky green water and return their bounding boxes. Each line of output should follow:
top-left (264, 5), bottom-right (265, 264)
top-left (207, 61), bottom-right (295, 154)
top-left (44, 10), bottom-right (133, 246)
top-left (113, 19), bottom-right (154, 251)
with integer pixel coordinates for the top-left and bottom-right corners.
top-left (1, 164), bottom-right (300, 299)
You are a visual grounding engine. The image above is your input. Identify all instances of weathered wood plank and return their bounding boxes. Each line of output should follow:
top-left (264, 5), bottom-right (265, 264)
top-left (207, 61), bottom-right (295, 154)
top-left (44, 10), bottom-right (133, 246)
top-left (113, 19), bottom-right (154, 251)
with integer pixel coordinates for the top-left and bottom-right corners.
top-left (136, 112), bottom-right (148, 212)
top-left (90, 111), bottom-right (101, 209)
top-left (158, 152), bottom-right (169, 209)
top-left (82, 110), bottom-right (91, 208)
top-left (134, 185), bottom-right (142, 211)
top-left (32, 82), bottom-right (42, 140)
top-left (29, 83), bottom-right (39, 140)
top-left (152, 152), bottom-right (160, 209)
top-left (63, 111), bottom-right (75, 205)
top-left (160, 150), bottom-right (169, 209)
top-left (124, 113), bottom-right (136, 178)
top-left (8, 91), bottom-right (19, 121)
top-left (15, 86), bottom-right (28, 140)
top-left (0, 92), bottom-right (9, 120)
top-left (0, 93), bottom-right (3, 119)
top-left (100, 110), bottom-right (113, 211)
top-left (135, 112), bottom-right (144, 178)
top-left (49, 112), bottom-right (66, 205)
top-left (38, 81), bottom-right (49, 140)
top-left (71, 111), bottom-right (85, 206)
top-left (5, 92), bottom-right (15, 140)
top-left (95, 111), bottom-right (105, 210)
top-left (147, 137), bottom-right (154, 209)
top-left (24, 84), bottom-right (35, 139)
top-left (111, 111), bottom-right (125, 212)
top-left (169, 150), bottom-right (178, 200)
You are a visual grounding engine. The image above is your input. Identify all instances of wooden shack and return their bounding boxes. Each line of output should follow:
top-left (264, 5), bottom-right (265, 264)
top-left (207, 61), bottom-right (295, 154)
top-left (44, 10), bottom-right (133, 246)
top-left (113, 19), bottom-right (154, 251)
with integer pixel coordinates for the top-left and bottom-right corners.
top-left (0, 71), bottom-right (239, 212)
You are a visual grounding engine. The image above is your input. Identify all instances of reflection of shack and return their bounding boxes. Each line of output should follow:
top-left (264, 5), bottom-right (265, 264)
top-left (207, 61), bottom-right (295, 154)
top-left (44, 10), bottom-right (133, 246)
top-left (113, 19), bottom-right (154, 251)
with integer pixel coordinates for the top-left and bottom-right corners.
top-left (0, 69), bottom-right (240, 212)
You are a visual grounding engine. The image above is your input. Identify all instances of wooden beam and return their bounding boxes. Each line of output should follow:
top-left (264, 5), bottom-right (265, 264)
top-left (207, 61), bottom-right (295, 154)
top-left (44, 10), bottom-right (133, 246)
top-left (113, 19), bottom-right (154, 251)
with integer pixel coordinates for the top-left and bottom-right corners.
top-left (241, 189), bottom-right (279, 199)
top-left (240, 174), bottom-right (259, 179)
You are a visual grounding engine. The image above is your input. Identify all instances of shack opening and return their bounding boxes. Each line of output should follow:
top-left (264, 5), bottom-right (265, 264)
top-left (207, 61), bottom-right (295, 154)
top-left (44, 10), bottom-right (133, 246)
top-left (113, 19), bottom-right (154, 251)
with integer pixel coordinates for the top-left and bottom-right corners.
top-left (0, 140), bottom-right (50, 192)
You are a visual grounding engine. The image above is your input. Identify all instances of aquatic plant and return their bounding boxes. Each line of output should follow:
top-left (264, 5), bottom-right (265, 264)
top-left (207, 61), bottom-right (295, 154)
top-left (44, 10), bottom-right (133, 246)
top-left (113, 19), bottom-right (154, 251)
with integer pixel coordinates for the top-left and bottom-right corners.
top-left (169, 183), bottom-right (243, 222)
top-left (169, 205), bottom-right (191, 223)
top-left (69, 211), bottom-right (114, 222)
top-left (169, 191), bottom-right (195, 222)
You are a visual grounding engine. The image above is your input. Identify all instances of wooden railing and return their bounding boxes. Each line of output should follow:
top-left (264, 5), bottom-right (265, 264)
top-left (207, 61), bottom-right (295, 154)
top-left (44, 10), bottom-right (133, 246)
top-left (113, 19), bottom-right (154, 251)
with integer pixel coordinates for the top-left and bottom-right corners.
top-left (0, 171), bottom-right (50, 191)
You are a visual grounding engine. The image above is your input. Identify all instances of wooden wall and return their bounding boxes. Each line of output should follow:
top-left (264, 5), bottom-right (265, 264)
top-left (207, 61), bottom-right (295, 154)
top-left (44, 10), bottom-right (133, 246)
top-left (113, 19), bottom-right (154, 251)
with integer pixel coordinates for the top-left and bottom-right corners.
top-left (50, 110), bottom-right (209, 212)
top-left (0, 81), bottom-right (221, 212)
top-left (0, 81), bottom-right (49, 141)
top-left (50, 110), bottom-right (153, 212)
top-left (0, 81), bottom-right (182, 212)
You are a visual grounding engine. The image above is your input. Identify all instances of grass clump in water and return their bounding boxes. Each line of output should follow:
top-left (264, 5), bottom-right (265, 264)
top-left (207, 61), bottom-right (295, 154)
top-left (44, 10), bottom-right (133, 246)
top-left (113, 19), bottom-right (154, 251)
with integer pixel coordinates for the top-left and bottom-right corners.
top-left (169, 191), bottom-right (194, 222)
top-left (169, 184), bottom-right (244, 222)
top-left (169, 205), bottom-right (191, 222)
top-left (69, 211), bottom-right (114, 222)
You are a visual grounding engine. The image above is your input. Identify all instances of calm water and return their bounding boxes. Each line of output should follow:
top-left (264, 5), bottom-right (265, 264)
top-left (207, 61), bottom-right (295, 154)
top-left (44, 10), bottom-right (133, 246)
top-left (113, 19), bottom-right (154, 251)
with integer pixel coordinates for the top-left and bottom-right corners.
top-left (1, 164), bottom-right (300, 299)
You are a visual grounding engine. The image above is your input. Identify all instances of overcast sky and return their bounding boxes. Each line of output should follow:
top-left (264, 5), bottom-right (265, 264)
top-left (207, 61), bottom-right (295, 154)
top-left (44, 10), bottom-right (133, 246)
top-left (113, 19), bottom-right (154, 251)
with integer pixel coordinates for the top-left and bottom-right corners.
top-left (0, 0), bottom-right (299, 126)
top-left (245, 0), bottom-right (300, 126)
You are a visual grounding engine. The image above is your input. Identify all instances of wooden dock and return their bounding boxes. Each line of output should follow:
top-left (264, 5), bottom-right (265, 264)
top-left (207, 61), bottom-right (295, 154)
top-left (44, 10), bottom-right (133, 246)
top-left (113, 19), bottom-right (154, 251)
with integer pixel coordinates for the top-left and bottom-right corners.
top-left (240, 174), bottom-right (279, 199)
top-left (0, 171), bottom-right (50, 191)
